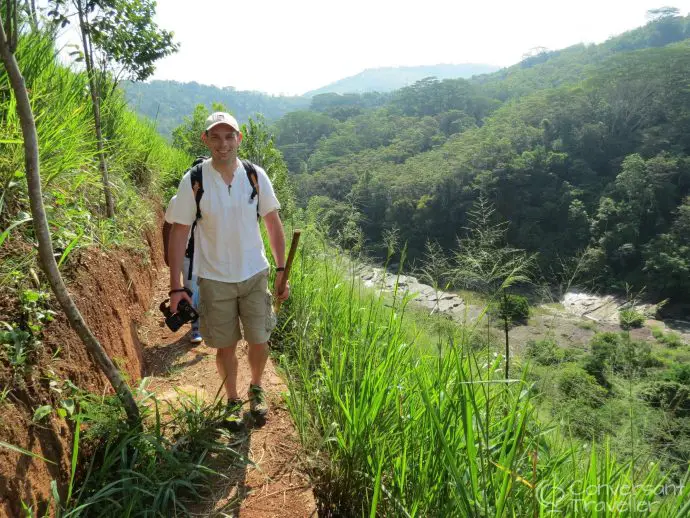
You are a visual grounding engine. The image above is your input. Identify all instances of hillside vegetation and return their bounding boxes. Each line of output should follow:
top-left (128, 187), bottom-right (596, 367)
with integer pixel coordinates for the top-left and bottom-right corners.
top-left (273, 12), bottom-right (690, 305)
top-left (3, 6), bottom-right (690, 518)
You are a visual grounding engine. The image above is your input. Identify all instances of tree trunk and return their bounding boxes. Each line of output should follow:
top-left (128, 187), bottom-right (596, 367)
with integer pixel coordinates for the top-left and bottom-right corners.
top-left (77, 0), bottom-right (115, 218)
top-left (0, 17), bottom-right (140, 425)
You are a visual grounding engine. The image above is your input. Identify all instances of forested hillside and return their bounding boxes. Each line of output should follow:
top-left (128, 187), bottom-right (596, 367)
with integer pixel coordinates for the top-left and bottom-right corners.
top-left (122, 80), bottom-right (310, 137)
top-left (274, 11), bottom-right (690, 305)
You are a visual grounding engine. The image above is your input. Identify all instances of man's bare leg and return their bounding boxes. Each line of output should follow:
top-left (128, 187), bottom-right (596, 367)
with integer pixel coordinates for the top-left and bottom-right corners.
top-left (216, 343), bottom-right (239, 400)
top-left (247, 342), bottom-right (269, 386)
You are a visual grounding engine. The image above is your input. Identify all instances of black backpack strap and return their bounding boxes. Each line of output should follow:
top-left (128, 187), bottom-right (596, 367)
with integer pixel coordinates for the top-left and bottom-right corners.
top-left (241, 159), bottom-right (260, 221)
top-left (185, 162), bottom-right (204, 280)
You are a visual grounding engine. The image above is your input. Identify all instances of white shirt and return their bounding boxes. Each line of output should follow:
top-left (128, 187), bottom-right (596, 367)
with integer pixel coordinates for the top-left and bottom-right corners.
top-left (167, 158), bottom-right (281, 283)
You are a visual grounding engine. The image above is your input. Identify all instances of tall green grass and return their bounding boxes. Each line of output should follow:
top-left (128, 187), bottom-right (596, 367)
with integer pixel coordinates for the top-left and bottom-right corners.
top-left (278, 229), bottom-right (690, 517)
top-left (19, 379), bottom-right (243, 518)
top-left (0, 28), bottom-right (190, 288)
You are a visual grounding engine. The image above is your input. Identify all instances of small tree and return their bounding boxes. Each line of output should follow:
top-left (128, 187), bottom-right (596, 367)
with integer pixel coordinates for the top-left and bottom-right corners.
top-left (0, 6), bottom-right (139, 422)
top-left (240, 115), bottom-right (295, 218)
top-left (451, 195), bottom-right (535, 379)
top-left (171, 102), bottom-right (227, 157)
top-left (48, 0), bottom-right (178, 217)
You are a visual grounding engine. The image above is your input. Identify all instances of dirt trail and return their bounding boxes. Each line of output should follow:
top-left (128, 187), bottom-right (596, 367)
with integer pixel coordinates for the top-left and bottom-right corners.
top-left (138, 272), bottom-right (317, 517)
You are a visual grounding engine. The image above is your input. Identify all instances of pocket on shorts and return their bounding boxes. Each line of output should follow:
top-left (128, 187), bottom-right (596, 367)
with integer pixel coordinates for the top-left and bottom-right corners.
top-left (265, 291), bottom-right (277, 333)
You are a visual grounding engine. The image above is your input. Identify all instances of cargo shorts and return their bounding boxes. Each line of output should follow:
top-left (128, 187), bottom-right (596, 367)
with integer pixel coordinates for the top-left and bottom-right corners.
top-left (197, 270), bottom-right (277, 348)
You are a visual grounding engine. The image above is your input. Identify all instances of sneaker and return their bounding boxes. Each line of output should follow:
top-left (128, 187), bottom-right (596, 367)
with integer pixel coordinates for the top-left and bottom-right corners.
top-left (190, 330), bottom-right (203, 344)
top-left (248, 384), bottom-right (268, 420)
top-left (222, 398), bottom-right (244, 431)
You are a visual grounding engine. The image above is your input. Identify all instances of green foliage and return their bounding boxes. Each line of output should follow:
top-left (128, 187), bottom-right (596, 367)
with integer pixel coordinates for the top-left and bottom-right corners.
top-left (47, 0), bottom-right (177, 82)
top-left (652, 326), bottom-right (686, 348)
top-left (665, 363), bottom-right (690, 385)
top-left (56, 381), bottom-right (243, 516)
top-left (526, 337), bottom-right (565, 365)
top-left (253, 23), bottom-right (690, 303)
top-left (0, 28), bottom-right (189, 286)
top-left (489, 294), bottom-right (530, 325)
top-left (278, 231), bottom-right (689, 515)
top-left (557, 364), bottom-right (608, 407)
top-left (584, 332), bottom-right (660, 383)
top-left (123, 79), bottom-right (310, 138)
top-left (170, 102), bottom-right (225, 158)
top-left (639, 381), bottom-right (690, 417)
top-left (0, 323), bottom-right (36, 379)
top-left (619, 307), bottom-right (646, 329)
top-left (0, 289), bottom-right (54, 382)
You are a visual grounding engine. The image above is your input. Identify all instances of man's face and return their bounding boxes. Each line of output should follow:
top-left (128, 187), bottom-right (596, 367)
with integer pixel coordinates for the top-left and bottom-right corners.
top-left (202, 124), bottom-right (242, 162)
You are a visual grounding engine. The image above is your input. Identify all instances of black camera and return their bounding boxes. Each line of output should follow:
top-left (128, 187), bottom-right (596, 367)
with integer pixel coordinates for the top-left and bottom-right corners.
top-left (159, 289), bottom-right (199, 332)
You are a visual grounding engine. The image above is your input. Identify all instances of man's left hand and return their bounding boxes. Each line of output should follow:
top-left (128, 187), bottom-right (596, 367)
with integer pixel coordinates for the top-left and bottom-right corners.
top-left (275, 271), bottom-right (290, 301)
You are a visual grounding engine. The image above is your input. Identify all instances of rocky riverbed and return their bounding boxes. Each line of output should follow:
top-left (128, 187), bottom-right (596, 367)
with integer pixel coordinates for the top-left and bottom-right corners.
top-left (353, 263), bottom-right (690, 343)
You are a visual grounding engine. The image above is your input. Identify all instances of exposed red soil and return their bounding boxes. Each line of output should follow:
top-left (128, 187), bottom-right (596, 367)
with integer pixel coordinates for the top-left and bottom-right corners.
top-left (0, 222), bottom-right (163, 518)
top-left (0, 213), bottom-right (315, 517)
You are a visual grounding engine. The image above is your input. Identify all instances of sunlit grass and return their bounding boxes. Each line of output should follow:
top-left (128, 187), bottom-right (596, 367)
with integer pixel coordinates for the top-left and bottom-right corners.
top-left (278, 228), bottom-right (690, 516)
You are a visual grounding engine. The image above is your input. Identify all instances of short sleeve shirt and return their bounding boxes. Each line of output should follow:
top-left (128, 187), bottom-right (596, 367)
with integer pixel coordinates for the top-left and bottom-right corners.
top-left (166, 158), bottom-right (281, 283)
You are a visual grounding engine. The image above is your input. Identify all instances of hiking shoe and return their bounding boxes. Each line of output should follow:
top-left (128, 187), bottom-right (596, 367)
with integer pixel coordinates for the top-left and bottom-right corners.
top-left (222, 398), bottom-right (244, 431)
top-left (190, 330), bottom-right (203, 344)
top-left (248, 384), bottom-right (268, 420)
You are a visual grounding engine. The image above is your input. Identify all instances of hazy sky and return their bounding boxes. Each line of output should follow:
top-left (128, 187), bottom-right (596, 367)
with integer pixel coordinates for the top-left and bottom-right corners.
top-left (144, 0), bottom-right (689, 95)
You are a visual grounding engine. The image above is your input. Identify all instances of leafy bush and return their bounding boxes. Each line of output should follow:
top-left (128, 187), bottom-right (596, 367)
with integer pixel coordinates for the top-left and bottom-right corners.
top-left (584, 332), bottom-right (660, 383)
top-left (561, 403), bottom-right (613, 441)
top-left (556, 364), bottom-right (608, 408)
top-left (652, 326), bottom-right (685, 348)
top-left (665, 363), bottom-right (690, 386)
top-left (619, 307), bottom-right (645, 329)
top-left (639, 381), bottom-right (690, 418)
top-left (490, 294), bottom-right (530, 325)
top-left (526, 337), bottom-right (565, 365)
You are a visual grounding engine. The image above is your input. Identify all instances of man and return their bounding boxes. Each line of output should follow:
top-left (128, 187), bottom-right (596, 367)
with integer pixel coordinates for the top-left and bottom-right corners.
top-left (167, 112), bottom-right (289, 427)
top-left (164, 195), bottom-right (202, 343)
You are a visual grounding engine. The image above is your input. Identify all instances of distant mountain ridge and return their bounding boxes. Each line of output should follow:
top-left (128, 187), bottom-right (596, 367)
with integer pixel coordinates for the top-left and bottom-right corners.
top-left (303, 64), bottom-right (500, 96)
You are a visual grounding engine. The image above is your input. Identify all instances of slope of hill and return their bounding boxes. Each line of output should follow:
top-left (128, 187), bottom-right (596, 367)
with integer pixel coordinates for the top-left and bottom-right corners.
top-left (275, 13), bottom-right (690, 305)
top-left (303, 63), bottom-right (499, 96)
top-left (122, 80), bottom-right (310, 138)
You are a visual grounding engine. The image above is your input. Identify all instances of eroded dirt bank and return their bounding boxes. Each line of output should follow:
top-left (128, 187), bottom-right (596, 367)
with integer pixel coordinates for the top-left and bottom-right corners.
top-left (0, 224), bottom-right (164, 517)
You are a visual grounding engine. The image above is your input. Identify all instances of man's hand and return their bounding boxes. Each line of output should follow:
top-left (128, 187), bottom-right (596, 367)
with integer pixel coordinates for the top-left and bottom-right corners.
top-left (170, 290), bottom-right (193, 314)
top-left (274, 271), bottom-right (290, 301)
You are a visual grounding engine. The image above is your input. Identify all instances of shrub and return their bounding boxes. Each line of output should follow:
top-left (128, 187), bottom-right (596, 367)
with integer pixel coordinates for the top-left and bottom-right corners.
top-left (561, 403), bottom-right (613, 441)
top-left (619, 307), bottom-right (645, 329)
top-left (664, 363), bottom-right (690, 386)
top-left (557, 364), bottom-right (608, 408)
top-left (652, 327), bottom-right (685, 348)
top-left (490, 294), bottom-right (529, 325)
top-left (526, 337), bottom-right (565, 365)
top-left (639, 381), bottom-right (690, 418)
top-left (584, 332), bottom-right (659, 382)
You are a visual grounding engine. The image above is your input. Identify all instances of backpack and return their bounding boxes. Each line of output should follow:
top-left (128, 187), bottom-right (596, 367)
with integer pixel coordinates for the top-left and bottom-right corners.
top-left (162, 157), bottom-right (261, 280)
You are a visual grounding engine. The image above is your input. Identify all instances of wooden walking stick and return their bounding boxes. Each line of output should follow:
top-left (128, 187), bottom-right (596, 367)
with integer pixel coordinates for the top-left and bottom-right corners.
top-left (274, 229), bottom-right (301, 313)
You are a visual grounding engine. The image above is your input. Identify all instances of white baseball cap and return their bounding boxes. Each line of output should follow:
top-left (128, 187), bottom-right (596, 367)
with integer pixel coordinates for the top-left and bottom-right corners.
top-left (205, 112), bottom-right (240, 132)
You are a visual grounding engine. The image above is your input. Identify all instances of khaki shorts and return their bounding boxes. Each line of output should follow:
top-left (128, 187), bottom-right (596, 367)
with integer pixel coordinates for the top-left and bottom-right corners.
top-left (197, 271), bottom-right (277, 348)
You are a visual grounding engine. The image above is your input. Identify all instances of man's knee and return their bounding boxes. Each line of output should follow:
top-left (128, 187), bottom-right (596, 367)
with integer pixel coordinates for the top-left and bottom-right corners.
top-left (216, 342), bottom-right (239, 357)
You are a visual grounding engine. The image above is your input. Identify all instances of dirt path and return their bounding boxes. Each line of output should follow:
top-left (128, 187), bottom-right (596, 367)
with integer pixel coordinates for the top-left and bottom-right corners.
top-left (137, 272), bottom-right (317, 517)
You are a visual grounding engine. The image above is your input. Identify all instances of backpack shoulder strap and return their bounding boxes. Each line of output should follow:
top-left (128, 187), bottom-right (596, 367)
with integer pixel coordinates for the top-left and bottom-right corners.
top-left (190, 162), bottom-right (204, 222)
top-left (185, 162), bottom-right (205, 280)
top-left (241, 159), bottom-right (260, 220)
